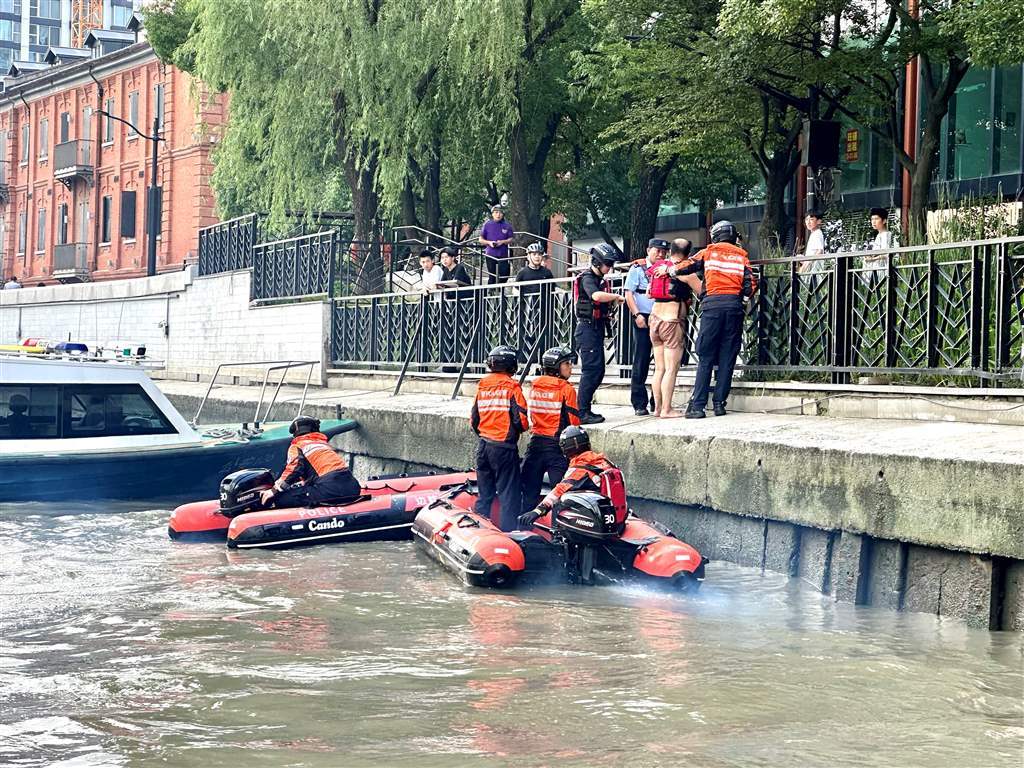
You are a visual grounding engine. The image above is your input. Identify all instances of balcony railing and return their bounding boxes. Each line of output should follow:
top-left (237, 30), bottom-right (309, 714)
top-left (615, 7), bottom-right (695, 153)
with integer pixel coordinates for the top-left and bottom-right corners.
top-left (53, 140), bottom-right (94, 186)
top-left (53, 243), bottom-right (91, 282)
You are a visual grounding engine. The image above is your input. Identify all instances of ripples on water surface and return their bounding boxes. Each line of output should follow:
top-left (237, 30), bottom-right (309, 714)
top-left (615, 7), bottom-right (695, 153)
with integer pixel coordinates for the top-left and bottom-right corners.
top-left (1, 505), bottom-right (1021, 767)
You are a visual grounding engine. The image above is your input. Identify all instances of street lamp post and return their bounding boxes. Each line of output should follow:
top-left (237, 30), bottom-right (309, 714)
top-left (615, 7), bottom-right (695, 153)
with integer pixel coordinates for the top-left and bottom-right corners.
top-left (96, 109), bottom-right (163, 277)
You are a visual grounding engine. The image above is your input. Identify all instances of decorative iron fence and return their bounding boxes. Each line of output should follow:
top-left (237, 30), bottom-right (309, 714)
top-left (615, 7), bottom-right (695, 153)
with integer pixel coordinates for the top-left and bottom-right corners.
top-left (331, 236), bottom-right (1024, 384)
top-left (197, 213), bottom-right (263, 275)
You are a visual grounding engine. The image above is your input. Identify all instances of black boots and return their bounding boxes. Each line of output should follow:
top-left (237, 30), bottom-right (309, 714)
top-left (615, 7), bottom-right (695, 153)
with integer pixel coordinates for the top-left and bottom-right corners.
top-left (684, 403), bottom-right (705, 419)
top-left (713, 402), bottom-right (727, 417)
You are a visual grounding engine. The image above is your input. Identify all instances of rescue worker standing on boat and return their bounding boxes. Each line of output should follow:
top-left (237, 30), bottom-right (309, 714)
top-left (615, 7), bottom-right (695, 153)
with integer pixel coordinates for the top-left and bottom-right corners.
top-left (672, 220), bottom-right (757, 418)
top-left (518, 425), bottom-right (617, 527)
top-left (520, 345), bottom-right (581, 511)
top-left (574, 244), bottom-right (626, 424)
top-left (471, 345), bottom-right (529, 531)
top-left (260, 416), bottom-right (361, 508)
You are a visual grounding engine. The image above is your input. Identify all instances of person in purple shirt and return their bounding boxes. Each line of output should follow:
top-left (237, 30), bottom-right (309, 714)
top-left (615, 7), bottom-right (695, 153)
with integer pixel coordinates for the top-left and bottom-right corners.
top-left (479, 205), bottom-right (515, 284)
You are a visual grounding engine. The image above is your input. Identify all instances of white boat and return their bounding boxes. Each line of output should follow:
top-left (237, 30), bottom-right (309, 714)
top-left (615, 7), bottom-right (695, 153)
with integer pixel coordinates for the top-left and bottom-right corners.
top-left (0, 355), bottom-right (357, 503)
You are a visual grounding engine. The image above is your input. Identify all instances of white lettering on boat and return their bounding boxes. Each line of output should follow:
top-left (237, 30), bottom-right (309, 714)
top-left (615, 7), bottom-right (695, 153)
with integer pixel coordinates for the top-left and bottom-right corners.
top-left (308, 518), bottom-right (346, 532)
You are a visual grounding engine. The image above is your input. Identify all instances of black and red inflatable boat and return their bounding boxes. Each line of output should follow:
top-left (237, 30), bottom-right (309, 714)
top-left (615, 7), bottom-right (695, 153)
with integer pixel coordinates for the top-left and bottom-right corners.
top-left (413, 494), bottom-right (707, 592)
top-left (168, 470), bottom-right (476, 543)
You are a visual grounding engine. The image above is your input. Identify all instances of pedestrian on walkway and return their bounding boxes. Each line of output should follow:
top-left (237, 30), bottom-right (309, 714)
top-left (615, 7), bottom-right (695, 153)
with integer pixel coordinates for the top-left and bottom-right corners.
top-left (3, 274), bottom-right (21, 290)
top-left (419, 250), bottom-right (444, 291)
top-left (574, 244), bottom-right (625, 424)
top-left (625, 238), bottom-right (668, 415)
top-left (672, 221), bottom-right (757, 418)
top-left (439, 246), bottom-right (473, 287)
top-left (480, 205), bottom-right (515, 284)
top-left (515, 243), bottom-right (554, 294)
top-left (471, 346), bottom-right (529, 531)
top-left (648, 238), bottom-right (695, 418)
top-left (863, 207), bottom-right (896, 279)
top-left (798, 211), bottom-right (827, 274)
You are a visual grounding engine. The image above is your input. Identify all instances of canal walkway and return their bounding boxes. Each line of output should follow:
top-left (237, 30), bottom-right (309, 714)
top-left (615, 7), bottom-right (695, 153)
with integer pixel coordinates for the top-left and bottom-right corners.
top-left (157, 378), bottom-right (1024, 630)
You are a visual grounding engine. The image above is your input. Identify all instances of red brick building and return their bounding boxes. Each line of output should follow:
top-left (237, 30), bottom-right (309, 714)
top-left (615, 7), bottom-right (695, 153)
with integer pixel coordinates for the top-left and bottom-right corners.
top-left (0, 35), bottom-right (225, 284)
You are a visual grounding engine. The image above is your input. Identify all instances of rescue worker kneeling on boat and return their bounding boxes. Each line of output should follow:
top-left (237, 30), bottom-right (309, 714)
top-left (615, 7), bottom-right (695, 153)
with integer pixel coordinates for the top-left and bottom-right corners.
top-left (517, 425), bottom-right (619, 528)
top-left (260, 416), bottom-right (361, 508)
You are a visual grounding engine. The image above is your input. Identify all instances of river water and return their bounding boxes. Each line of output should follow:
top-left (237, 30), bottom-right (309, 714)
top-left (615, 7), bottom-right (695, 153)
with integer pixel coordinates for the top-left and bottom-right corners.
top-left (1, 505), bottom-right (1022, 768)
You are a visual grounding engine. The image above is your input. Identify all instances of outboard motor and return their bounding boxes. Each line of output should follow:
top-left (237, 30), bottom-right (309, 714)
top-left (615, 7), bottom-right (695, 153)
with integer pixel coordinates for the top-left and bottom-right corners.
top-left (219, 468), bottom-right (275, 517)
top-left (553, 491), bottom-right (624, 585)
top-left (553, 491), bottom-right (625, 543)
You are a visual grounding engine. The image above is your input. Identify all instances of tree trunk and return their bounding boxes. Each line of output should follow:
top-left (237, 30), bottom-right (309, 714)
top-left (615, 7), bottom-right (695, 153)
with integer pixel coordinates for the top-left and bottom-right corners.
top-left (508, 123), bottom-right (546, 238)
top-left (343, 148), bottom-right (382, 292)
top-left (759, 145), bottom-right (800, 255)
top-left (423, 149), bottom-right (442, 236)
top-left (399, 174), bottom-right (419, 231)
top-left (627, 158), bottom-right (676, 261)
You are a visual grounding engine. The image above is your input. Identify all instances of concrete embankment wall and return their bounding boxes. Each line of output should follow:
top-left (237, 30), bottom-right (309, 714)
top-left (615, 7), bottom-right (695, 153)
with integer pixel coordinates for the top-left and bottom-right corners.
top-left (0, 268), bottom-right (327, 380)
top-left (163, 385), bottom-right (1024, 631)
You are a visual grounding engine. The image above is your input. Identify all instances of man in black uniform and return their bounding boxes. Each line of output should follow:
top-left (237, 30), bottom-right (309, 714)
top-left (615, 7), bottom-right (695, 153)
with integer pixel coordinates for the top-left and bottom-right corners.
top-left (574, 244), bottom-right (625, 424)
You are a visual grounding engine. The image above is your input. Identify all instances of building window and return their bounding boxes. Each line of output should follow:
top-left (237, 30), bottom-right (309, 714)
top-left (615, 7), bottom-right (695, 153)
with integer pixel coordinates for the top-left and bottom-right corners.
top-left (120, 190), bottom-right (136, 238)
top-left (19, 124), bottom-right (28, 163)
top-left (994, 65), bottom-right (1022, 175)
top-left (0, 1), bottom-right (23, 16)
top-left (0, 19), bottom-right (21, 43)
top-left (58, 203), bottom-right (68, 245)
top-left (38, 118), bottom-right (48, 160)
top-left (35, 206), bottom-right (45, 252)
top-left (30, 0), bottom-right (59, 19)
top-left (154, 84), bottom-right (165, 131)
top-left (28, 23), bottom-right (58, 47)
top-left (103, 98), bottom-right (114, 143)
top-left (0, 47), bottom-right (14, 72)
top-left (82, 106), bottom-right (92, 140)
top-left (17, 210), bottom-right (26, 254)
top-left (59, 111), bottom-right (70, 144)
top-left (111, 4), bottom-right (134, 29)
top-left (127, 91), bottom-right (138, 136)
top-left (100, 195), bottom-right (112, 243)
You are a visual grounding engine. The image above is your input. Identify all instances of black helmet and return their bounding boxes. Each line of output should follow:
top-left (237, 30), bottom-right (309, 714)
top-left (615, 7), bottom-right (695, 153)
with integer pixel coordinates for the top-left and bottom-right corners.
top-left (710, 220), bottom-right (739, 244)
top-left (289, 415), bottom-right (320, 436)
top-left (559, 425), bottom-right (591, 458)
top-left (589, 243), bottom-right (618, 268)
top-left (486, 345), bottom-right (518, 374)
top-left (541, 345), bottom-right (574, 377)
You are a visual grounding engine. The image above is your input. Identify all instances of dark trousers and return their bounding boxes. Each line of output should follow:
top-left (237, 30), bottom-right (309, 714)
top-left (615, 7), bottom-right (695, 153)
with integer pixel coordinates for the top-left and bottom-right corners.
top-left (475, 440), bottom-right (521, 531)
top-left (630, 314), bottom-right (653, 410)
top-left (520, 436), bottom-right (569, 512)
top-left (273, 469), bottom-right (362, 508)
top-left (691, 304), bottom-right (745, 410)
top-left (486, 256), bottom-right (511, 284)
top-left (575, 319), bottom-right (606, 414)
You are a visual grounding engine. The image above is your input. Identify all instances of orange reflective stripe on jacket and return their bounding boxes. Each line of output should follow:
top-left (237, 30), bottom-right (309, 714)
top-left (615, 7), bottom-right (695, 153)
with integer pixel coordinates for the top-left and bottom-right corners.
top-left (683, 242), bottom-right (757, 297)
top-left (279, 431), bottom-right (348, 485)
top-left (527, 375), bottom-right (580, 438)
top-left (471, 373), bottom-right (529, 443)
top-left (541, 450), bottom-right (615, 508)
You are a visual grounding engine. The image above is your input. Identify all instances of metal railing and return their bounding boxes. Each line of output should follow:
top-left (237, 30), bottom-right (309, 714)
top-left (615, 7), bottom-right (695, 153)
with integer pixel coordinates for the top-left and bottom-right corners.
top-left (330, 236), bottom-right (1024, 385)
top-left (191, 360), bottom-right (317, 426)
top-left (197, 213), bottom-right (263, 275)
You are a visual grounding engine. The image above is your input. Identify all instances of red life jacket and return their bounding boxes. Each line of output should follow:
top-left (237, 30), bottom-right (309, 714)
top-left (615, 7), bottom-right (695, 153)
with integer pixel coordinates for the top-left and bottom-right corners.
top-left (645, 259), bottom-right (675, 301)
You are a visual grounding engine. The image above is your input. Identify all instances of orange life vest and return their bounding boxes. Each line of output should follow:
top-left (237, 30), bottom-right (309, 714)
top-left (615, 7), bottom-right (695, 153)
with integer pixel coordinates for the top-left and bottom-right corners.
top-left (527, 375), bottom-right (580, 439)
top-left (279, 432), bottom-right (348, 486)
top-left (471, 373), bottom-right (529, 444)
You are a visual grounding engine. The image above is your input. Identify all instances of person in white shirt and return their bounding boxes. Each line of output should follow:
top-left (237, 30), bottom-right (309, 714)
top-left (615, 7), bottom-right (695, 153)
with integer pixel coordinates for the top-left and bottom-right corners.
top-left (863, 207), bottom-right (896, 278)
top-left (3, 275), bottom-right (21, 290)
top-left (798, 211), bottom-right (827, 274)
top-left (419, 250), bottom-right (444, 292)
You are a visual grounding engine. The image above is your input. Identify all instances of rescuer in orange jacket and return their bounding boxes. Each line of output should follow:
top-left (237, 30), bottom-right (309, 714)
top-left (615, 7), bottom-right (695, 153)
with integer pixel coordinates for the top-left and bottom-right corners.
top-left (518, 425), bottom-right (620, 528)
top-left (520, 346), bottom-right (580, 511)
top-left (673, 220), bottom-right (758, 418)
top-left (471, 346), bottom-right (529, 531)
top-left (260, 416), bottom-right (361, 508)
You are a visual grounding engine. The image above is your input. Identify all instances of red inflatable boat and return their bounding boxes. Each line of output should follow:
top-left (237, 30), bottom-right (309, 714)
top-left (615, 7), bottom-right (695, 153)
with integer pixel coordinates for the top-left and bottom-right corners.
top-left (413, 496), bottom-right (707, 591)
top-left (168, 470), bottom-right (476, 543)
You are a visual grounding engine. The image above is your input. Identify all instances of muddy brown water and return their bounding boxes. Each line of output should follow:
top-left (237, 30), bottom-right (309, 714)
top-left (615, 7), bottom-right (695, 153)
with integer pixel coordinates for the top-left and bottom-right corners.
top-left (1, 504), bottom-right (1022, 767)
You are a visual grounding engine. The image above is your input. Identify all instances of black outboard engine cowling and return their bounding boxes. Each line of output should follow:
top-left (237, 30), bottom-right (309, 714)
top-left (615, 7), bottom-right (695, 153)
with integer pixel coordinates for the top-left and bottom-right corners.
top-left (219, 468), bottom-right (275, 517)
top-left (553, 491), bottom-right (624, 543)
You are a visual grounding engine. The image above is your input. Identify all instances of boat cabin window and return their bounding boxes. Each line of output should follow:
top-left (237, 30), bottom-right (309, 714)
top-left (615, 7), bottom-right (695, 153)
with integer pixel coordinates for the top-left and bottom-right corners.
top-left (0, 385), bottom-right (60, 439)
top-left (62, 384), bottom-right (175, 438)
